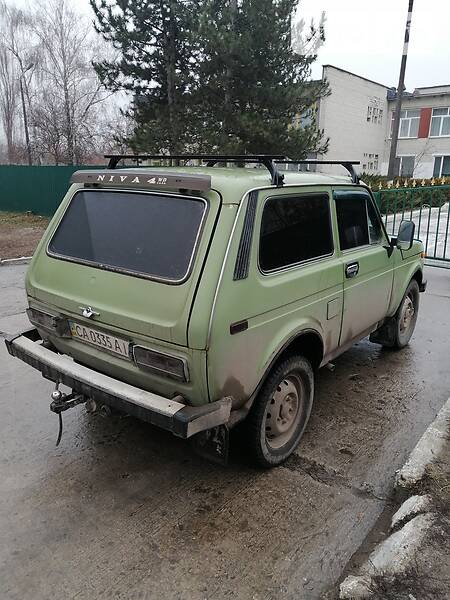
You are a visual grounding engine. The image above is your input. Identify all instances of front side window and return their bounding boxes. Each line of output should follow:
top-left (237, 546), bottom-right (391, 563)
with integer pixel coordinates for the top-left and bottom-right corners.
top-left (367, 197), bottom-right (383, 244)
top-left (430, 108), bottom-right (450, 137)
top-left (391, 109), bottom-right (420, 138)
top-left (259, 193), bottom-right (333, 272)
top-left (335, 190), bottom-right (383, 250)
top-left (48, 190), bottom-right (207, 282)
top-left (433, 155), bottom-right (450, 177)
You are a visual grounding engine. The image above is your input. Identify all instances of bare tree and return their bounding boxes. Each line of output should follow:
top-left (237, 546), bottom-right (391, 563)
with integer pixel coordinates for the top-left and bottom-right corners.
top-left (0, 1), bottom-right (32, 163)
top-left (0, 0), bottom-right (128, 165)
top-left (30, 0), bottom-right (113, 165)
top-left (0, 43), bottom-right (18, 162)
top-left (291, 11), bottom-right (326, 57)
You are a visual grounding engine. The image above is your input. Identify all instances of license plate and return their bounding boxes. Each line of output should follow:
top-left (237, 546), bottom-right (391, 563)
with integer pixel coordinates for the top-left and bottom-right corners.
top-left (69, 321), bottom-right (130, 360)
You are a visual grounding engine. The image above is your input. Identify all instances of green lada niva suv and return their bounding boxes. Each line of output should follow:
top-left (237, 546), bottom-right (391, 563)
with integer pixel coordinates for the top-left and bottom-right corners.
top-left (6, 155), bottom-right (426, 467)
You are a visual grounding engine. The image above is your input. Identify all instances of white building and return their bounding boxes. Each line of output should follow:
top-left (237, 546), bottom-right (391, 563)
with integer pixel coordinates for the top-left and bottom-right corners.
top-left (316, 65), bottom-right (450, 179)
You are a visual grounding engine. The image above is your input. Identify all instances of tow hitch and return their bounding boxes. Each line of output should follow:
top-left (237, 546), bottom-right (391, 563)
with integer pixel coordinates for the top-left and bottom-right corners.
top-left (49, 385), bottom-right (87, 446)
top-left (191, 425), bottom-right (229, 466)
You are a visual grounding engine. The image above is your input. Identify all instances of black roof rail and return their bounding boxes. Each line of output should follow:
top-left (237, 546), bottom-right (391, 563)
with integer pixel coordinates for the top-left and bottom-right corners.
top-left (275, 160), bottom-right (361, 184)
top-left (104, 154), bottom-right (286, 186)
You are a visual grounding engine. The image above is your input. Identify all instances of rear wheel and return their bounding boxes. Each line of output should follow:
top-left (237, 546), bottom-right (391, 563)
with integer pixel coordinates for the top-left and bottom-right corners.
top-left (245, 356), bottom-right (314, 468)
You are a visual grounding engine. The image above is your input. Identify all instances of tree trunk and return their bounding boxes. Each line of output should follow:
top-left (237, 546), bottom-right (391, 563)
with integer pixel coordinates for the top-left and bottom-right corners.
top-left (224, 0), bottom-right (237, 144)
top-left (63, 79), bottom-right (74, 165)
top-left (166, 0), bottom-right (177, 154)
top-left (6, 120), bottom-right (14, 163)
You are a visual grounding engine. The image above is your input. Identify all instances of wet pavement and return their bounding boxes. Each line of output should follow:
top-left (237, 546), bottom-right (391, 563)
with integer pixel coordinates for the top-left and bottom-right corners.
top-left (0, 264), bottom-right (449, 600)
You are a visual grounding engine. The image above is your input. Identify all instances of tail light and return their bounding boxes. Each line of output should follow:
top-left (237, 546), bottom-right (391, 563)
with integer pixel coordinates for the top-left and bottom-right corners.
top-left (26, 308), bottom-right (71, 337)
top-left (132, 345), bottom-right (189, 382)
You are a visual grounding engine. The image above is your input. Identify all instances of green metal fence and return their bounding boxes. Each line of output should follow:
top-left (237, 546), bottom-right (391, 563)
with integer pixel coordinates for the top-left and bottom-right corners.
top-left (2, 166), bottom-right (450, 266)
top-left (373, 184), bottom-right (450, 266)
top-left (0, 165), bottom-right (94, 217)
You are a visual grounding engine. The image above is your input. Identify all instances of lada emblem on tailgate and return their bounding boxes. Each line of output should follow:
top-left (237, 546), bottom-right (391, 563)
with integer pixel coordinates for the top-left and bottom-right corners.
top-left (79, 306), bottom-right (100, 319)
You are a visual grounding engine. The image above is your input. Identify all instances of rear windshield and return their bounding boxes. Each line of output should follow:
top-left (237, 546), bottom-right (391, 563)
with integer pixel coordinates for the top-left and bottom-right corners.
top-left (48, 190), bottom-right (207, 282)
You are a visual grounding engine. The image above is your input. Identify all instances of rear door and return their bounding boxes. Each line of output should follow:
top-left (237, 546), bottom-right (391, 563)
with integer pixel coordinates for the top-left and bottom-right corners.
top-left (333, 187), bottom-right (394, 346)
top-left (27, 186), bottom-right (221, 346)
top-left (206, 186), bottom-right (345, 403)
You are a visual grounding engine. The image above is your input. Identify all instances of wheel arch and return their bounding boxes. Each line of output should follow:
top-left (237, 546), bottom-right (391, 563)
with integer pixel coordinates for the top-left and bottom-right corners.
top-left (240, 328), bottom-right (323, 419)
top-left (260, 328), bottom-right (324, 390)
top-left (389, 265), bottom-right (424, 316)
top-left (272, 329), bottom-right (324, 373)
top-left (411, 268), bottom-right (423, 287)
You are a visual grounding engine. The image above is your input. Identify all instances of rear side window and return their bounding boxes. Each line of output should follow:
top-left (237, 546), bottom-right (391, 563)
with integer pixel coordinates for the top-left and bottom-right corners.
top-left (259, 193), bottom-right (333, 272)
top-left (48, 190), bottom-right (207, 282)
top-left (334, 190), bottom-right (383, 250)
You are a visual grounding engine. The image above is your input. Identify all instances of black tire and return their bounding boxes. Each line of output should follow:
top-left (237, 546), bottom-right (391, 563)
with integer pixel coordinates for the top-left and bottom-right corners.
top-left (391, 279), bottom-right (420, 349)
top-left (245, 355), bottom-right (314, 468)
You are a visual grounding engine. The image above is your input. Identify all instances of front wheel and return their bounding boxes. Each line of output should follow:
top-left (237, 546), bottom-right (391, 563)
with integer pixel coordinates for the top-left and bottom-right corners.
top-left (245, 356), bottom-right (314, 468)
top-left (392, 279), bottom-right (420, 348)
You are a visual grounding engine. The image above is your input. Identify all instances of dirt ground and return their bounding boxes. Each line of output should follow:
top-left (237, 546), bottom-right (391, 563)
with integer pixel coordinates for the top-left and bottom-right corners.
top-left (0, 211), bottom-right (49, 260)
top-left (1, 265), bottom-right (449, 600)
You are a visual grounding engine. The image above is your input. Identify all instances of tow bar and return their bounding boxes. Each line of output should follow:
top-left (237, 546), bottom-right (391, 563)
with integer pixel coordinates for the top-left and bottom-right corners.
top-left (49, 384), bottom-right (87, 446)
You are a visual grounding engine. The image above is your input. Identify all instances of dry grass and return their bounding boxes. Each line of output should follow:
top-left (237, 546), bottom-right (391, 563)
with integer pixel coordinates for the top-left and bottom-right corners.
top-left (0, 211), bottom-right (50, 260)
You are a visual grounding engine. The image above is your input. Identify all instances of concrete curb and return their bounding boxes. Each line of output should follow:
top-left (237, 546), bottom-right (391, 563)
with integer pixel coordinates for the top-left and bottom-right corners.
top-left (340, 397), bottom-right (450, 600)
top-left (395, 398), bottom-right (450, 499)
top-left (0, 256), bottom-right (32, 266)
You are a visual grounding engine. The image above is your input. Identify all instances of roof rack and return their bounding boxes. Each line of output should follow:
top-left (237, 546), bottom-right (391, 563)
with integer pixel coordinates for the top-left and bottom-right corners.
top-left (104, 154), bottom-right (286, 186)
top-left (104, 155), bottom-right (361, 186)
top-left (275, 160), bottom-right (361, 184)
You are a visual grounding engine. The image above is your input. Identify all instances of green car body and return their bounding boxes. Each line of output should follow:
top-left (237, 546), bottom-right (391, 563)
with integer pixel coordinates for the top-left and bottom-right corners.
top-left (7, 165), bottom-right (426, 465)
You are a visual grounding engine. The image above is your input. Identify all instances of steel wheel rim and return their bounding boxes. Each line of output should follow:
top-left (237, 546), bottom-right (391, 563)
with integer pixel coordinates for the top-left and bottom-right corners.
top-left (399, 294), bottom-right (415, 335)
top-left (265, 374), bottom-right (304, 450)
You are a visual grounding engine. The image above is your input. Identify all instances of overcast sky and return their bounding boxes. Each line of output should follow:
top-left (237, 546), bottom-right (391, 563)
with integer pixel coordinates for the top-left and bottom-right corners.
top-left (22, 0), bottom-right (450, 90)
top-left (299, 0), bottom-right (450, 89)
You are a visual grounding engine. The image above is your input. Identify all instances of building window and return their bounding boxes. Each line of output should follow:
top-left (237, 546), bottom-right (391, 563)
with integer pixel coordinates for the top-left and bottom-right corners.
top-left (367, 106), bottom-right (383, 125)
top-left (292, 105), bottom-right (317, 130)
top-left (395, 156), bottom-right (415, 177)
top-left (391, 110), bottom-right (420, 138)
top-left (430, 108), bottom-right (450, 137)
top-left (433, 156), bottom-right (450, 177)
top-left (259, 193), bottom-right (333, 272)
top-left (362, 153), bottom-right (379, 172)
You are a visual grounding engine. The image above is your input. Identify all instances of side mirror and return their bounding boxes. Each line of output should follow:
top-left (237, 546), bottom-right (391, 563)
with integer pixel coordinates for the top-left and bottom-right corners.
top-left (396, 220), bottom-right (415, 251)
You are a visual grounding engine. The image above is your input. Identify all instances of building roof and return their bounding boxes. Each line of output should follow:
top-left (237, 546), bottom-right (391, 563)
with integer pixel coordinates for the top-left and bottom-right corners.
top-left (387, 84), bottom-right (450, 101)
top-left (323, 64), bottom-right (450, 101)
top-left (322, 64), bottom-right (390, 89)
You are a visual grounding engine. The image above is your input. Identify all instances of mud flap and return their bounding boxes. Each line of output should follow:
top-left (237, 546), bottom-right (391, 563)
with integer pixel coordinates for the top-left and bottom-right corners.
top-left (369, 318), bottom-right (396, 347)
top-left (191, 425), bottom-right (229, 466)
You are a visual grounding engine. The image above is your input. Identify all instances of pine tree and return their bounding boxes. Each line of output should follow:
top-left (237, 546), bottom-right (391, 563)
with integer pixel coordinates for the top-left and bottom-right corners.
top-left (91, 0), bottom-right (328, 158)
top-left (196, 0), bottom-right (329, 157)
top-left (90, 0), bottom-right (200, 153)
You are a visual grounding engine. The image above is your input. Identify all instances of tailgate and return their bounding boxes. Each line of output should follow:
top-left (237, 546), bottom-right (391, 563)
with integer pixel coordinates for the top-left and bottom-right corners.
top-left (26, 185), bottom-right (221, 346)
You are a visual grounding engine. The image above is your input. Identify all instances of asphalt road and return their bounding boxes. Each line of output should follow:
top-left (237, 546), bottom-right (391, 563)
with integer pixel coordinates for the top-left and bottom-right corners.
top-left (1, 264), bottom-right (449, 600)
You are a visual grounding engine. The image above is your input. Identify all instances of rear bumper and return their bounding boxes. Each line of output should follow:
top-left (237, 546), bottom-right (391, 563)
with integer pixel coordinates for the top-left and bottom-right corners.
top-left (5, 328), bottom-right (231, 439)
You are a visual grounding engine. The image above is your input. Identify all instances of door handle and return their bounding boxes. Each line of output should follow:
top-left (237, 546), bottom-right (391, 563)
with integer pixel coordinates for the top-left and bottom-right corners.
top-left (345, 261), bottom-right (359, 278)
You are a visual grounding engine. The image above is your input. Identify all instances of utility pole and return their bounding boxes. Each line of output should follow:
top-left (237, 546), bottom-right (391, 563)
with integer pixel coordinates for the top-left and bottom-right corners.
top-left (387, 0), bottom-right (414, 179)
